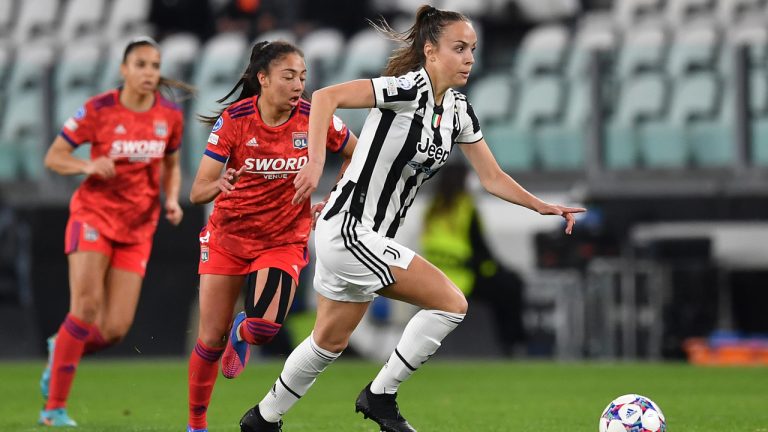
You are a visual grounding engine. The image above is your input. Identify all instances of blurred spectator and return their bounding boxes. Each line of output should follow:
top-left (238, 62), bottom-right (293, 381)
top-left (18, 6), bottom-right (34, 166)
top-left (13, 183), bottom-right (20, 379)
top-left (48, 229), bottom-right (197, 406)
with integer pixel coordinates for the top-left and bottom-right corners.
top-left (216, 0), bottom-right (300, 39)
top-left (421, 162), bottom-right (526, 356)
top-left (298, 0), bottom-right (375, 38)
top-left (150, 0), bottom-right (215, 41)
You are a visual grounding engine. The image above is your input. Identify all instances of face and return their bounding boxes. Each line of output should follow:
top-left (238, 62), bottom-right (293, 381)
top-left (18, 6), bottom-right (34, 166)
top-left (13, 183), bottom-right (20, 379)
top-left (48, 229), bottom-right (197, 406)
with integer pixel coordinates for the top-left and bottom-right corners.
top-left (120, 45), bottom-right (161, 96)
top-left (425, 20), bottom-right (477, 88)
top-left (258, 53), bottom-right (307, 112)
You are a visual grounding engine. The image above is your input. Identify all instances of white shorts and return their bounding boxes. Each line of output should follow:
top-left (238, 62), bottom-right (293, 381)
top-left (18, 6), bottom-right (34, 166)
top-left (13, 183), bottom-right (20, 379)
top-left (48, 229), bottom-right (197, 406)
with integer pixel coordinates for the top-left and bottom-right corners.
top-left (313, 212), bottom-right (416, 303)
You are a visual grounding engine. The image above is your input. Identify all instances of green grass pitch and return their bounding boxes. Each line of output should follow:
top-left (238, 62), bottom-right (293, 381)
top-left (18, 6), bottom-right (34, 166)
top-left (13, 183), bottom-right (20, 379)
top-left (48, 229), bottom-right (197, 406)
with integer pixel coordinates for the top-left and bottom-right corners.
top-left (0, 359), bottom-right (766, 431)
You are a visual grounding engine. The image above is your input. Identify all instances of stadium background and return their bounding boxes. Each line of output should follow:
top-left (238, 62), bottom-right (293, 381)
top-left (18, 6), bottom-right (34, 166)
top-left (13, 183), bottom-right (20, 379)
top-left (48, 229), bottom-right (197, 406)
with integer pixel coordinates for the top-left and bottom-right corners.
top-left (1, 0), bottom-right (767, 366)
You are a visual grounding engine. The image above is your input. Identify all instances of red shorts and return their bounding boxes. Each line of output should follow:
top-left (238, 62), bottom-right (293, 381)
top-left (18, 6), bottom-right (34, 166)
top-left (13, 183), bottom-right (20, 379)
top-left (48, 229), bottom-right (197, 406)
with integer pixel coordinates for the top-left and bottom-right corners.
top-left (198, 227), bottom-right (309, 282)
top-left (65, 218), bottom-right (153, 277)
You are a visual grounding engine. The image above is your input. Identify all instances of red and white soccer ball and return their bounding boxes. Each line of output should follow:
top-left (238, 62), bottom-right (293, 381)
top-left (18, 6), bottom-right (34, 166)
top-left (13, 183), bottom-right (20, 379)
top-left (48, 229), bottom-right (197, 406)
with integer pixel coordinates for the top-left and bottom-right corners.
top-left (599, 394), bottom-right (666, 432)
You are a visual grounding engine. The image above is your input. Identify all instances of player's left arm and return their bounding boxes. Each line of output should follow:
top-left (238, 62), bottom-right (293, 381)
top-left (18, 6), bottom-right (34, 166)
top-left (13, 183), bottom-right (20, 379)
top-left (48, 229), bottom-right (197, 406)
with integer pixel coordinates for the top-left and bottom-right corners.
top-left (459, 139), bottom-right (585, 235)
top-left (162, 151), bottom-right (183, 226)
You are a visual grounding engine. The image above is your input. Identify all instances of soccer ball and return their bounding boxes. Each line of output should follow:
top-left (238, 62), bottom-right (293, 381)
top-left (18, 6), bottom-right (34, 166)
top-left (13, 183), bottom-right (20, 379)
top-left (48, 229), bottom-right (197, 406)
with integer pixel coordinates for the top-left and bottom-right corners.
top-left (599, 394), bottom-right (666, 432)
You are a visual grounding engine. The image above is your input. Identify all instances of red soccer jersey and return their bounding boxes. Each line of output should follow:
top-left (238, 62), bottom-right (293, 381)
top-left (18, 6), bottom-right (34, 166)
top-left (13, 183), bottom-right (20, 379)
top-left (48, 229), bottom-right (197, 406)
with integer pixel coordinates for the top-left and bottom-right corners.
top-left (204, 96), bottom-right (350, 258)
top-left (60, 89), bottom-right (184, 244)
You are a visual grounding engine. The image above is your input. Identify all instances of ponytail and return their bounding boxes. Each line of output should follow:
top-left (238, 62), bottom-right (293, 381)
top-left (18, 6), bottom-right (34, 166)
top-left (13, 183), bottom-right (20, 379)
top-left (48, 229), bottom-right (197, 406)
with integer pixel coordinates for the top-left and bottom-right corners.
top-left (199, 40), bottom-right (304, 126)
top-left (369, 5), bottom-right (468, 77)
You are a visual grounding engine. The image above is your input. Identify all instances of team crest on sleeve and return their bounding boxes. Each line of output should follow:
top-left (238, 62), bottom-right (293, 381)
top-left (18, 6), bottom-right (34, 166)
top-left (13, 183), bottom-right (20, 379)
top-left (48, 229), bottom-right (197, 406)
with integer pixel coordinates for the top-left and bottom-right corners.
top-left (292, 132), bottom-right (308, 149)
top-left (64, 118), bottom-right (79, 131)
top-left (396, 76), bottom-right (414, 90)
top-left (208, 133), bottom-right (219, 145)
top-left (200, 245), bottom-right (209, 262)
top-left (154, 120), bottom-right (168, 138)
top-left (74, 106), bottom-right (86, 120)
top-left (212, 116), bottom-right (224, 132)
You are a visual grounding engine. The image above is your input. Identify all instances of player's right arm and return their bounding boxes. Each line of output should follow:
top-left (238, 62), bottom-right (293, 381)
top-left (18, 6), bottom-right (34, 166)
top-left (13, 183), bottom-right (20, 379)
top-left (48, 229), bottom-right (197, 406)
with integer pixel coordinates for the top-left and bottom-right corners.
top-left (44, 137), bottom-right (116, 178)
top-left (189, 157), bottom-right (245, 204)
top-left (190, 112), bottom-right (243, 204)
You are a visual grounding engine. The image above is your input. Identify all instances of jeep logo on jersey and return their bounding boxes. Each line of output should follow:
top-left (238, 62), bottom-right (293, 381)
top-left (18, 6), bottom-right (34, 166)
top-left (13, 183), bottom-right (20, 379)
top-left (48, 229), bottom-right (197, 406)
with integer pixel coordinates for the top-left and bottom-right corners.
top-left (110, 140), bottom-right (167, 159)
top-left (292, 132), bottom-right (308, 149)
top-left (243, 156), bottom-right (308, 178)
top-left (416, 137), bottom-right (450, 164)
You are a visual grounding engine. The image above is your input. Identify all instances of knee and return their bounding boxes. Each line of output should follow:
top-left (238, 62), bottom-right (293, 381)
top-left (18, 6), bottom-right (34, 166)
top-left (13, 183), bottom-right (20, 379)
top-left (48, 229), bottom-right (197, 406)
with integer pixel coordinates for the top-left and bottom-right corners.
top-left (198, 326), bottom-right (228, 349)
top-left (99, 326), bottom-right (129, 346)
top-left (311, 330), bottom-right (348, 354)
top-left (442, 289), bottom-right (468, 315)
top-left (71, 296), bottom-right (102, 323)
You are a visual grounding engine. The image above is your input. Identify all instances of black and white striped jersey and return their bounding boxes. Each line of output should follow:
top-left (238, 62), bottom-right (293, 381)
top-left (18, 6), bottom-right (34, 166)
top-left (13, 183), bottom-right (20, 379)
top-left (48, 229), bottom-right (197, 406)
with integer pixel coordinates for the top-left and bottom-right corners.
top-left (322, 67), bottom-right (483, 238)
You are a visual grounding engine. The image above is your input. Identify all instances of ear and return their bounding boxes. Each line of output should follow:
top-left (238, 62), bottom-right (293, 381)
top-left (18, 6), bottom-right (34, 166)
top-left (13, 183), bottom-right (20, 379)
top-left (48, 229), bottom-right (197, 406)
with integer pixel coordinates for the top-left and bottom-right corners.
top-left (424, 42), bottom-right (436, 63)
top-left (257, 70), bottom-right (269, 87)
top-left (119, 62), bottom-right (128, 80)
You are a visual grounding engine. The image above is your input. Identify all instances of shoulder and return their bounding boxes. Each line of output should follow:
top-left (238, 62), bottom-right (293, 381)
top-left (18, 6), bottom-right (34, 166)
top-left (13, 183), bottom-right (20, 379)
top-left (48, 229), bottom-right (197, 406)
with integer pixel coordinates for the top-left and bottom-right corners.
top-left (85, 89), bottom-right (119, 112)
top-left (157, 93), bottom-right (183, 113)
top-left (224, 97), bottom-right (257, 120)
top-left (449, 88), bottom-right (468, 103)
top-left (298, 98), bottom-right (311, 118)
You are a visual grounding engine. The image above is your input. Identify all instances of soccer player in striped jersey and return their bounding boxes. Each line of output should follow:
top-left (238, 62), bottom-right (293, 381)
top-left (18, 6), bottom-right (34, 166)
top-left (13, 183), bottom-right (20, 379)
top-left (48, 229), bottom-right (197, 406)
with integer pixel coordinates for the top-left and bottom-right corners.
top-left (38, 37), bottom-right (189, 427)
top-left (185, 41), bottom-right (356, 432)
top-left (240, 6), bottom-right (586, 432)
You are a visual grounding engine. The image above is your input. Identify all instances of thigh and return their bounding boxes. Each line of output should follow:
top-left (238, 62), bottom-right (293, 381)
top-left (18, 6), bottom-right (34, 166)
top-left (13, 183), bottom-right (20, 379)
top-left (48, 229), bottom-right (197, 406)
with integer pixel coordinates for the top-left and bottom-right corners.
top-left (245, 267), bottom-right (296, 324)
top-left (312, 294), bottom-right (370, 353)
top-left (379, 254), bottom-right (467, 314)
top-left (198, 274), bottom-right (244, 344)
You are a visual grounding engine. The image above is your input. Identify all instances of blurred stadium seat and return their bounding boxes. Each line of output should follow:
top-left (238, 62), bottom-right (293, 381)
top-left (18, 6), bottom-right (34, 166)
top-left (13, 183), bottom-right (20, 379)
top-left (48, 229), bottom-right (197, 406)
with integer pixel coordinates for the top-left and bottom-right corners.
top-left (105, 0), bottom-right (151, 41)
top-left (605, 75), bottom-right (668, 169)
top-left (0, 44), bottom-right (55, 179)
top-left (11, 0), bottom-right (60, 44)
top-left (187, 32), bottom-right (248, 173)
top-left (53, 43), bottom-right (102, 130)
top-left (0, 0), bottom-right (16, 40)
top-left (300, 28), bottom-right (345, 90)
top-left (58, 0), bottom-right (107, 42)
top-left (615, 25), bottom-right (668, 76)
top-left (514, 24), bottom-right (569, 77)
top-left (614, 0), bottom-right (665, 28)
top-left (160, 33), bottom-right (201, 82)
top-left (338, 28), bottom-right (392, 83)
top-left (467, 73), bottom-right (514, 125)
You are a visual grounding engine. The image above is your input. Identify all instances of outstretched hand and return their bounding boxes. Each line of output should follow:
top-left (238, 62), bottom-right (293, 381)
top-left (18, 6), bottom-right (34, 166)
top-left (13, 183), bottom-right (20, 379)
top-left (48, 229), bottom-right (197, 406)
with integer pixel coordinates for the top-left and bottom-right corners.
top-left (537, 203), bottom-right (587, 235)
top-left (218, 165), bottom-right (247, 194)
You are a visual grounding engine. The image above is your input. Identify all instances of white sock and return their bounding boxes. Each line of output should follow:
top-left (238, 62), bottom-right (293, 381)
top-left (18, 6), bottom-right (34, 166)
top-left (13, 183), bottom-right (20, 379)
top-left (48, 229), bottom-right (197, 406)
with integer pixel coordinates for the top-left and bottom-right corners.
top-left (370, 309), bottom-right (465, 394)
top-left (258, 332), bottom-right (341, 422)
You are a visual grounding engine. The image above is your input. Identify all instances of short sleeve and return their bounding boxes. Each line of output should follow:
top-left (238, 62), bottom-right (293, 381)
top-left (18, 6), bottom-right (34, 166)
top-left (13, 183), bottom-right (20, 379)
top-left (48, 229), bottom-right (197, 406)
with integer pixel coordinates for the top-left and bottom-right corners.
top-left (326, 114), bottom-right (350, 153)
top-left (203, 112), bottom-right (236, 163)
top-left (456, 101), bottom-right (483, 144)
top-left (60, 104), bottom-right (96, 147)
top-left (165, 112), bottom-right (184, 154)
top-left (371, 73), bottom-right (419, 110)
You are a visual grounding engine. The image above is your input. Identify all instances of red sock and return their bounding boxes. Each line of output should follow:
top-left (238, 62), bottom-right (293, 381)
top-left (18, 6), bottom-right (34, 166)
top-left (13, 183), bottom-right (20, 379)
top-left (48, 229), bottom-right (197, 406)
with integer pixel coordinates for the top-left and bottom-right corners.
top-left (46, 314), bottom-right (92, 410)
top-left (188, 339), bottom-right (224, 429)
top-left (83, 326), bottom-right (111, 355)
top-left (241, 317), bottom-right (281, 345)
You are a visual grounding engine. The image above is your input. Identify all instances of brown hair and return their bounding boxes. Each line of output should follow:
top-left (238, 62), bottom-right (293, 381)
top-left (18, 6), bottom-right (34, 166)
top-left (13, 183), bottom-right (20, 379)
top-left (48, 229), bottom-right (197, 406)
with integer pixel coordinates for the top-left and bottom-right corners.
top-left (123, 36), bottom-right (196, 100)
top-left (199, 40), bottom-right (305, 125)
top-left (369, 5), bottom-right (468, 76)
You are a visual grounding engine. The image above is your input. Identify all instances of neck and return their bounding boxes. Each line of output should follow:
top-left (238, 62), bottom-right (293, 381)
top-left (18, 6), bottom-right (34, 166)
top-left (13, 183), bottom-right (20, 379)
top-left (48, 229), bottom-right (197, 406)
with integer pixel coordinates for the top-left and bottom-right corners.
top-left (257, 95), bottom-right (292, 126)
top-left (424, 66), bottom-right (448, 105)
top-left (120, 88), bottom-right (155, 112)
